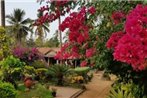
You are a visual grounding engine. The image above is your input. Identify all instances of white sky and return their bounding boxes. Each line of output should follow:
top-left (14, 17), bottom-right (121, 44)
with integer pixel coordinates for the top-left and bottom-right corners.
top-left (5, 0), bottom-right (59, 40)
top-left (5, 0), bottom-right (78, 41)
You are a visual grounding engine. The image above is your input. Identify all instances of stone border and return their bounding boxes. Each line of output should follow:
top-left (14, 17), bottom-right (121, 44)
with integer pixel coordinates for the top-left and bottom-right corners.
top-left (70, 89), bottom-right (86, 98)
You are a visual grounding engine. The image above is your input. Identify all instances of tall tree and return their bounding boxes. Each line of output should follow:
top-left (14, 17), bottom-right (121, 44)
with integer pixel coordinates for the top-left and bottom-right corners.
top-left (0, 0), bottom-right (5, 26)
top-left (30, 12), bottom-right (50, 45)
top-left (45, 31), bottom-right (59, 47)
top-left (6, 8), bottom-right (32, 44)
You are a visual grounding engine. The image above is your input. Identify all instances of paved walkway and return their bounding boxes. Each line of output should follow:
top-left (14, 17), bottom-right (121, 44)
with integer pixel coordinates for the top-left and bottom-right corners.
top-left (77, 71), bottom-right (114, 98)
top-left (51, 71), bottom-right (115, 98)
top-left (54, 86), bottom-right (81, 98)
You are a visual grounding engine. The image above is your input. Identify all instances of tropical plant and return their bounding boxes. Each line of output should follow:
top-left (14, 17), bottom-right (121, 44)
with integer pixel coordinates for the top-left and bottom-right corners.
top-left (31, 60), bottom-right (46, 69)
top-left (12, 46), bottom-right (42, 65)
top-left (0, 55), bottom-right (25, 88)
top-left (106, 4), bottom-right (147, 71)
top-left (30, 16), bottom-right (50, 39)
top-left (107, 81), bottom-right (146, 98)
top-left (44, 31), bottom-right (59, 47)
top-left (6, 8), bottom-right (32, 44)
top-left (16, 84), bottom-right (53, 98)
top-left (0, 81), bottom-right (17, 98)
top-left (107, 86), bottom-right (134, 98)
top-left (47, 64), bottom-right (71, 85)
top-left (29, 14), bottom-right (50, 47)
top-left (0, 27), bottom-right (11, 59)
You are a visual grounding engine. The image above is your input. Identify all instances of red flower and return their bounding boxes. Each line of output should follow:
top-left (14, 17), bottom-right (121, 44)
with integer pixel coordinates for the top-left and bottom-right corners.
top-left (106, 31), bottom-right (125, 49)
top-left (86, 48), bottom-right (96, 58)
top-left (107, 4), bottom-right (147, 70)
top-left (80, 60), bottom-right (87, 67)
top-left (88, 6), bottom-right (96, 14)
top-left (111, 11), bottom-right (125, 24)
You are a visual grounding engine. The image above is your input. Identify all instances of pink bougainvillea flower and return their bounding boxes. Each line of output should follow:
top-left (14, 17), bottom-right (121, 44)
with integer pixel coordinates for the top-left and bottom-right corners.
top-left (107, 4), bottom-right (147, 70)
top-left (86, 48), bottom-right (96, 58)
top-left (111, 11), bottom-right (125, 24)
top-left (80, 60), bottom-right (88, 67)
top-left (106, 31), bottom-right (125, 49)
top-left (88, 6), bottom-right (96, 14)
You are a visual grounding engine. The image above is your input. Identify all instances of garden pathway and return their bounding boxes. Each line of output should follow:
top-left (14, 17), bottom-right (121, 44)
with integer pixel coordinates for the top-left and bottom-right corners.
top-left (77, 71), bottom-right (115, 98)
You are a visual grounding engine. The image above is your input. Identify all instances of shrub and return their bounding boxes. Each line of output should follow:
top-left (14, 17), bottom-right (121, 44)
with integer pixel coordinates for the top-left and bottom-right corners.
top-left (47, 64), bottom-right (70, 85)
top-left (35, 68), bottom-right (48, 82)
top-left (32, 60), bottom-right (46, 69)
top-left (0, 56), bottom-right (25, 88)
top-left (73, 67), bottom-right (90, 83)
top-left (16, 84), bottom-right (53, 98)
top-left (23, 66), bottom-right (36, 78)
top-left (74, 67), bottom-right (90, 75)
top-left (12, 46), bottom-right (42, 65)
top-left (107, 81), bottom-right (146, 98)
top-left (0, 81), bottom-right (17, 98)
top-left (0, 27), bottom-right (11, 60)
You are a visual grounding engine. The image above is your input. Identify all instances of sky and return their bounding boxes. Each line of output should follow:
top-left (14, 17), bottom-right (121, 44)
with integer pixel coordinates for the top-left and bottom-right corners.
top-left (5, 0), bottom-right (60, 40)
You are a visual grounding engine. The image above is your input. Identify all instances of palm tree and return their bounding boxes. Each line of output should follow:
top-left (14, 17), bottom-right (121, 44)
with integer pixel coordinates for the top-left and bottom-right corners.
top-left (30, 12), bottom-right (50, 40)
top-left (30, 21), bottom-right (50, 40)
top-left (6, 8), bottom-right (32, 44)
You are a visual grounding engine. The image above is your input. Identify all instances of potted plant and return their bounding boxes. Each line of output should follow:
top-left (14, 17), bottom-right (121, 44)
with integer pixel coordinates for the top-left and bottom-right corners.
top-left (50, 87), bottom-right (57, 97)
top-left (24, 75), bottom-right (34, 90)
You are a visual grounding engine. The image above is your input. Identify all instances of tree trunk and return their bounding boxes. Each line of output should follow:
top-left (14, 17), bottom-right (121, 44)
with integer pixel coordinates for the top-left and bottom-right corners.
top-left (1, 0), bottom-right (5, 27)
top-left (58, 16), bottom-right (62, 47)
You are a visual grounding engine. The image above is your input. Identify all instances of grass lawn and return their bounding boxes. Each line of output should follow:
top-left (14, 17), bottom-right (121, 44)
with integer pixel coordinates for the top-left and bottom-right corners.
top-left (16, 83), bottom-right (53, 98)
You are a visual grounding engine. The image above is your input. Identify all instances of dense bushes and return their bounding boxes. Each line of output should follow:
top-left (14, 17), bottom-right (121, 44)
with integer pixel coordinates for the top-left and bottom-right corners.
top-left (47, 64), bottom-right (70, 85)
top-left (0, 56), bottom-right (25, 88)
top-left (107, 81), bottom-right (145, 98)
top-left (0, 81), bottom-right (17, 98)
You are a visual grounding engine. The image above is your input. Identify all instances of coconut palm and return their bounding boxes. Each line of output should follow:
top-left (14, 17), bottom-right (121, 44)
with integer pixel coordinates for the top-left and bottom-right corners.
top-left (30, 12), bottom-right (50, 40)
top-left (30, 21), bottom-right (50, 40)
top-left (6, 8), bottom-right (32, 44)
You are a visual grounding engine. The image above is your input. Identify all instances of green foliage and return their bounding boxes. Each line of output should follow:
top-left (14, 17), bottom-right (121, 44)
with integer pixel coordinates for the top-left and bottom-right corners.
top-left (6, 8), bottom-right (32, 44)
top-left (78, 1), bottom-right (142, 70)
top-left (73, 67), bottom-right (90, 83)
top-left (35, 68), bottom-right (48, 82)
top-left (32, 60), bottom-right (46, 69)
top-left (73, 67), bottom-right (90, 75)
top-left (0, 81), bottom-right (17, 98)
top-left (108, 86), bottom-right (134, 98)
top-left (16, 83), bottom-right (53, 98)
top-left (47, 64), bottom-right (70, 85)
top-left (23, 66), bottom-right (36, 78)
top-left (0, 55), bottom-right (25, 70)
top-left (44, 32), bottom-right (59, 47)
top-left (0, 56), bottom-right (25, 88)
top-left (0, 27), bottom-right (11, 59)
top-left (108, 82), bottom-right (146, 98)
top-left (33, 32), bottom-right (59, 47)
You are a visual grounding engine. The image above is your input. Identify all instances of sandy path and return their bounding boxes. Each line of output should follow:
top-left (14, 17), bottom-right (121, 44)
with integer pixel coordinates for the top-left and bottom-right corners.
top-left (77, 71), bottom-right (114, 98)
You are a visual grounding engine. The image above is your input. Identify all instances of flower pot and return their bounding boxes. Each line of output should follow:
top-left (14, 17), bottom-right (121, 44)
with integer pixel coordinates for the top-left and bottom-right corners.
top-left (24, 77), bottom-right (34, 89)
top-left (52, 91), bottom-right (56, 97)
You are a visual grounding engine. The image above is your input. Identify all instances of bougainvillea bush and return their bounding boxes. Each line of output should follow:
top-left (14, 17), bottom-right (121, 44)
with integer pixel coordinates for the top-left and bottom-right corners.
top-left (54, 6), bottom-right (97, 67)
top-left (107, 4), bottom-right (147, 71)
top-left (12, 46), bottom-right (42, 65)
top-left (36, 0), bottom-right (98, 67)
top-left (106, 3), bottom-right (147, 97)
top-left (35, 0), bottom-right (76, 25)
